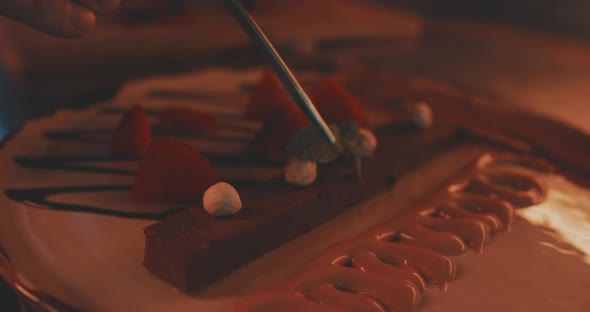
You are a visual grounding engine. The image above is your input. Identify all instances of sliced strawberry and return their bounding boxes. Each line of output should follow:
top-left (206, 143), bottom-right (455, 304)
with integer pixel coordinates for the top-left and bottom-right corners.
top-left (158, 107), bottom-right (219, 135)
top-left (132, 138), bottom-right (219, 204)
top-left (110, 104), bottom-right (152, 157)
top-left (312, 78), bottom-right (368, 126)
top-left (244, 68), bottom-right (291, 121)
top-left (249, 102), bottom-right (309, 158)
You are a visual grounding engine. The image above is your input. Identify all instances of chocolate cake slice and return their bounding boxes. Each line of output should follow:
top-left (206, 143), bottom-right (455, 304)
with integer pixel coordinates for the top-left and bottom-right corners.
top-left (143, 74), bottom-right (590, 295)
top-left (143, 124), bottom-right (458, 292)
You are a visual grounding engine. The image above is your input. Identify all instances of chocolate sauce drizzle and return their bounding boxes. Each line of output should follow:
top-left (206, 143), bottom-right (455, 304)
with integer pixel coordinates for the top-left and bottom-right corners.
top-left (5, 184), bottom-right (185, 219)
top-left (7, 145), bottom-right (278, 220)
top-left (6, 153), bottom-right (278, 220)
top-left (3, 122), bottom-right (509, 224)
top-left (43, 126), bottom-right (252, 145)
top-left (14, 156), bottom-right (138, 175)
top-left (14, 152), bottom-right (281, 175)
top-left (5, 103), bottom-right (283, 220)
top-left (43, 129), bottom-right (111, 145)
top-left (233, 153), bottom-right (550, 312)
top-left (4, 174), bottom-right (262, 220)
top-left (100, 106), bottom-right (255, 133)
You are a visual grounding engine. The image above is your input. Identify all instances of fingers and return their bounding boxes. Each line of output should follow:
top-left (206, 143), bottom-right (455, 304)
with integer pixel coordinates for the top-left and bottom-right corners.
top-left (0, 0), bottom-right (94, 37)
top-left (0, 0), bottom-right (121, 38)
top-left (74, 0), bottom-right (122, 14)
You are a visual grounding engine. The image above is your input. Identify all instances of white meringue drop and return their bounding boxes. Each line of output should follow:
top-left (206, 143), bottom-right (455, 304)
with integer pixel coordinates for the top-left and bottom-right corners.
top-left (203, 182), bottom-right (242, 217)
top-left (412, 101), bottom-right (434, 129)
top-left (285, 159), bottom-right (318, 186)
top-left (358, 128), bottom-right (378, 154)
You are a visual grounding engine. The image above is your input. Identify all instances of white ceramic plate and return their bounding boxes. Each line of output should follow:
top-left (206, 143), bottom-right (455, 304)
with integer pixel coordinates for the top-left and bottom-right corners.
top-left (2, 69), bottom-right (590, 312)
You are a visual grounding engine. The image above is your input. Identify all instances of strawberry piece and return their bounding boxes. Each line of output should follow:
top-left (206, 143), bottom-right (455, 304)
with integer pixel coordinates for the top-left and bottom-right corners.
top-left (132, 138), bottom-right (219, 204)
top-left (110, 104), bottom-right (152, 157)
top-left (244, 69), bottom-right (291, 121)
top-left (158, 107), bottom-right (219, 135)
top-left (249, 102), bottom-right (309, 158)
top-left (312, 78), bottom-right (368, 126)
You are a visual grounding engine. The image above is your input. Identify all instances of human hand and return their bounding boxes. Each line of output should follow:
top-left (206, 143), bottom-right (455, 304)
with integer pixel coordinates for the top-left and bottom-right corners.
top-left (0, 0), bottom-right (122, 38)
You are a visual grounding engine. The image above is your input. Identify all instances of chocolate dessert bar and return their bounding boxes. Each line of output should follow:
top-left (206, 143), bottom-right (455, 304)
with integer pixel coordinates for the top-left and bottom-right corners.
top-left (143, 74), bottom-right (590, 300)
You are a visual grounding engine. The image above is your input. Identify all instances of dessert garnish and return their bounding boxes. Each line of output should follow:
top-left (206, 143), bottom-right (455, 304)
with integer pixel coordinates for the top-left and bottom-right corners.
top-left (389, 101), bottom-right (434, 130)
top-left (244, 68), bottom-right (291, 121)
top-left (246, 72), bottom-right (370, 160)
top-left (132, 138), bottom-right (219, 203)
top-left (411, 101), bottom-right (433, 129)
top-left (312, 78), bottom-right (368, 126)
top-left (157, 106), bottom-right (219, 135)
top-left (339, 122), bottom-right (378, 180)
top-left (109, 104), bottom-right (152, 157)
top-left (357, 127), bottom-right (379, 154)
top-left (203, 182), bottom-right (242, 217)
top-left (339, 122), bottom-right (377, 157)
top-left (285, 122), bottom-right (378, 183)
top-left (284, 159), bottom-right (318, 186)
top-left (285, 124), bottom-right (344, 163)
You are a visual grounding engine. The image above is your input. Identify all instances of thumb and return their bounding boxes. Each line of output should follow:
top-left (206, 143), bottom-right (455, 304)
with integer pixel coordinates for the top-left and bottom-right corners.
top-left (0, 0), bottom-right (96, 38)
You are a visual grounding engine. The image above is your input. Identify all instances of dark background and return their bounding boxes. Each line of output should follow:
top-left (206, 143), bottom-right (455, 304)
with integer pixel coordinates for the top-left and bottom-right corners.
top-left (395, 0), bottom-right (590, 39)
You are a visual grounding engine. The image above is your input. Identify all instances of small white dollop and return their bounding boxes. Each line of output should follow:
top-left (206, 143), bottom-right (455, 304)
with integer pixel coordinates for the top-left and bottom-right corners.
top-left (358, 128), bottom-right (378, 154)
top-left (412, 102), bottom-right (434, 129)
top-left (203, 182), bottom-right (242, 217)
top-left (285, 159), bottom-right (317, 186)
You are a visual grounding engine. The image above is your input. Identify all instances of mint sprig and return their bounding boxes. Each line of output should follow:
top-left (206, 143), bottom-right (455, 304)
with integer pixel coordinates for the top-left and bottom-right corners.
top-left (285, 122), bottom-right (374, 180)
top-left (285, 124), bottom-right (344, 163)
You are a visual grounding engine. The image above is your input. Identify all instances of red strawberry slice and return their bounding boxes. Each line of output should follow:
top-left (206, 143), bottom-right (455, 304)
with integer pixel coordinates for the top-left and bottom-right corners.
top-left (110, 104), bottom-right (152, 157)
top-left (132, 138), bottom-right (219, 204)
top-left (249, 102), bottom-right (309, 158)
top-left (244, 69), bottom-right (291, 121)
top-left (312, 78), bottom-right (368, 126)
top-left (158, 107), bottom-right (219, 135)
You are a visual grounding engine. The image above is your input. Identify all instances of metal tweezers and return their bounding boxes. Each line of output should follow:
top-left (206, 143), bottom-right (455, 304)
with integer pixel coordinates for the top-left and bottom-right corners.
top-left (226, 0), bottom-right (338, 145)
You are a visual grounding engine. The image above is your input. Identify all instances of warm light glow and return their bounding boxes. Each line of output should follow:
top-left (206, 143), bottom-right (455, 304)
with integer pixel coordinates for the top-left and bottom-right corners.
top-left (518, 175), bottom-right (590, 265)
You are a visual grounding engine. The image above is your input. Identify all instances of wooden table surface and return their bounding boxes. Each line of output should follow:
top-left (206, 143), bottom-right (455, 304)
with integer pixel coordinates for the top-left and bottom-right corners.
top-left (0, 0), bottom-right (589, 310)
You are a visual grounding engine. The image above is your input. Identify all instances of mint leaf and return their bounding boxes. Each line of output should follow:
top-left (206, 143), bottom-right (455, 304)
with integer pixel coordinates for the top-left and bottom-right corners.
top-left (339, 121), bottom-right (360, 143)
top-left (285, 124), bottom-right (344, 163)
top-left (285, 121), bottom-right (371, 181)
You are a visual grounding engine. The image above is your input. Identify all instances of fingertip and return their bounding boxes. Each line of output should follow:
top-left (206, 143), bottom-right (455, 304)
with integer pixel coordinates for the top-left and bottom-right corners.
top-left (98, 0), bottom-right (122, 12)
top-left (69, 5), bottom-right (96, 34)
top-left (78, 0), bottom-right (122, 14)
top-left (1, 0), bottom-right (98, 38)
